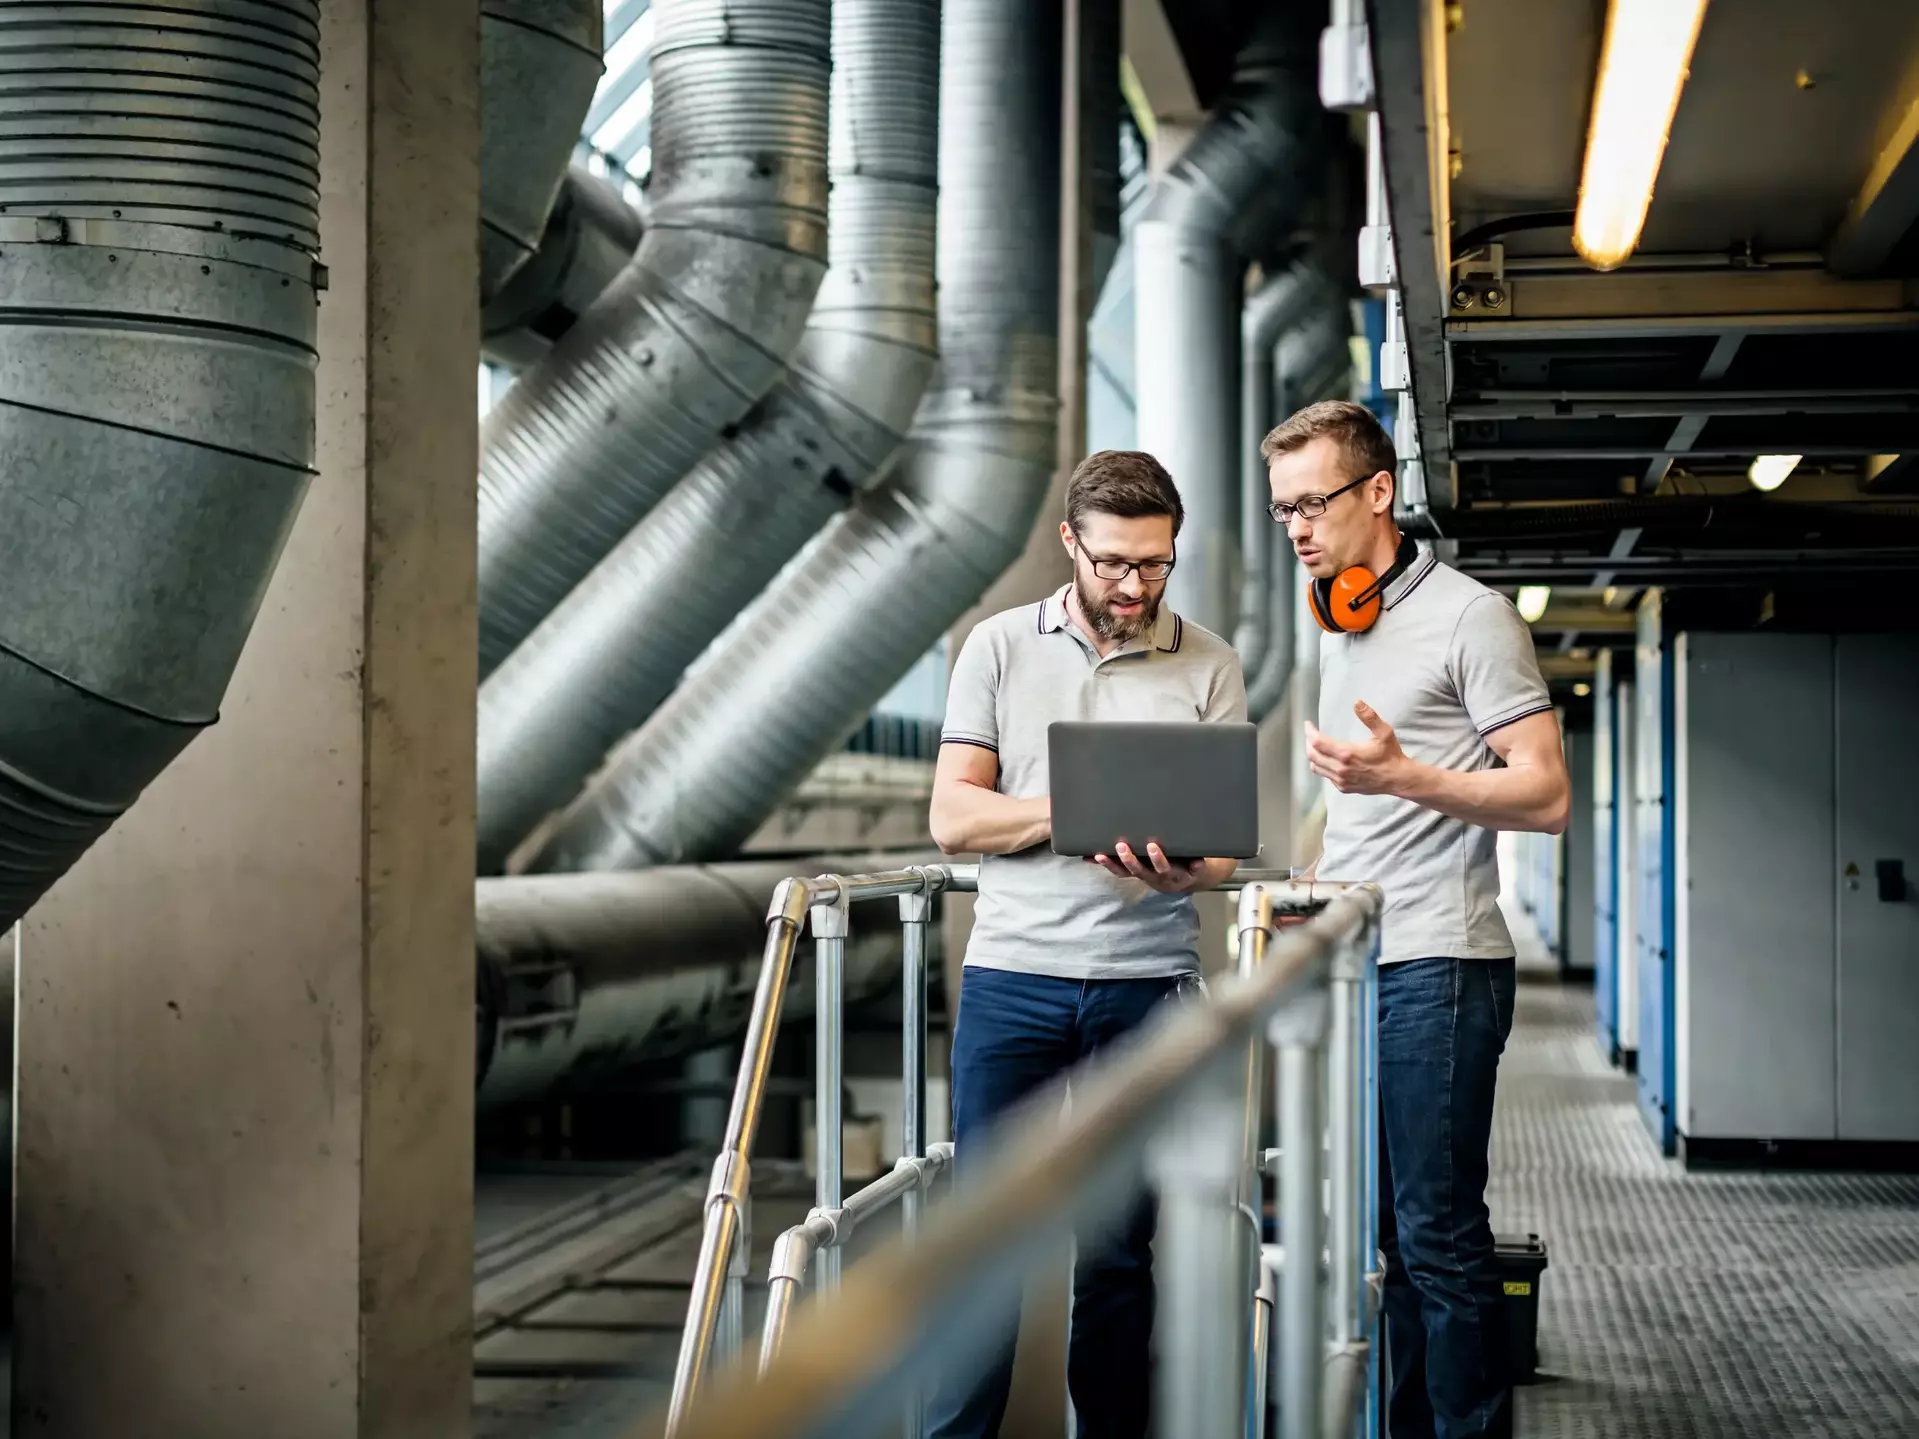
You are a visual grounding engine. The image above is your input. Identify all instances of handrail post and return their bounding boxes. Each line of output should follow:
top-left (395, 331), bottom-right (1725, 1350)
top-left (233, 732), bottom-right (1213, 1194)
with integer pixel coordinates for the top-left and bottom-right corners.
top-left (665, 878), bottom-right (813, 1436)
top-left (1361, 943), bottom-right (1383, 1439)
top-left (898, 874), bottom-right (935, 1439)
top-left (1328, 939), bottom-right (1364, 1358)
top-left (1271, 971), bottom-right (1331, 1439)
top-left (811, 885), bottom-right (852, 1291)
top-left (1150, 1064), bottom-right (1248, 1439)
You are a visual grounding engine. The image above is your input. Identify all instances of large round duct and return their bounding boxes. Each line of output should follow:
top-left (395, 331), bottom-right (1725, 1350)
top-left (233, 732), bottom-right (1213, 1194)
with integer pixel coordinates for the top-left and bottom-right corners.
top-left (482, 166), bottom-right (644, 371)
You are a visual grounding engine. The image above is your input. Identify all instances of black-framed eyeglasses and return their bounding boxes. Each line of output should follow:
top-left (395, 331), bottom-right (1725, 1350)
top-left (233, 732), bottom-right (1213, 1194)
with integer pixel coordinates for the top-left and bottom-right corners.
top-left (1267, 474), bottom-right (1371, 524)
top-left (1070, 529), bottom-right (1176, 583)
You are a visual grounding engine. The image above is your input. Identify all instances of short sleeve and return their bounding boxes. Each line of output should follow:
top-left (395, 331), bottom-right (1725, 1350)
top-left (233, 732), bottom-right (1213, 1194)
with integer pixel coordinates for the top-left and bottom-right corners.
top-left (1451, 593), bottom-right (1553, 736)
top-left (940, 623), bottom-right (1001, 751)
top-left (1203, 652), bottom-right (1250, 724)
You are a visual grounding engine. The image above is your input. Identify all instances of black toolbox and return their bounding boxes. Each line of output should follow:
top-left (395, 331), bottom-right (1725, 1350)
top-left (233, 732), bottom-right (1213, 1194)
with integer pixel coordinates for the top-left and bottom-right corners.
top-left (1494, 1232), bottom-right (1550, 1383)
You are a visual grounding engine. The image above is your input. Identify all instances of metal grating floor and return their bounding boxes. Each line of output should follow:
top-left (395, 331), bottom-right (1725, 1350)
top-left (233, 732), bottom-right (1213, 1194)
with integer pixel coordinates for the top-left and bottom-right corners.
top-left (1492, 962), bottom-right (1919, 1438)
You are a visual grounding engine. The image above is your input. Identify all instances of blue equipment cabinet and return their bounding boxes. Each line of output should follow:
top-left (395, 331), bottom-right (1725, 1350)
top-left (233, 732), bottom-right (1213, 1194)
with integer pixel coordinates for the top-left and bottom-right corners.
top-left (1632, 592), bottom-right (1677, 1154)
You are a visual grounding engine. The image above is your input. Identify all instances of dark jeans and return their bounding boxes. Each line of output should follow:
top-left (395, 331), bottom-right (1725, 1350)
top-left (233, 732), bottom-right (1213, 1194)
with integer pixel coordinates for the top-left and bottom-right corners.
top-left (925, 965), bottom-right (1189, 1439)
top-left (1378, 956), bottom-right (1517, 1439)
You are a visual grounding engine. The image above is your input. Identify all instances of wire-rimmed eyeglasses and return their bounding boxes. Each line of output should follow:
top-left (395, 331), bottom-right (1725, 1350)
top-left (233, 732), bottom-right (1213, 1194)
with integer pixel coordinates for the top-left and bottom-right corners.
top-left (1070, 529), bottom-right (1176, 583)
top-left (1267, 473), bottom-right (1371, 524)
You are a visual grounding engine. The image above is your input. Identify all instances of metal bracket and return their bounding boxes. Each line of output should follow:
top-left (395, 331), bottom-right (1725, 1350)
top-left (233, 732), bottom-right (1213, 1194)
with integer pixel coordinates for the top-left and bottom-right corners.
top-left (1318, 21), bottom-right (1374, 111)
top-left (898, 883), bottom-right (932, 925)
top-left (810, 883), bottom-right (851, 940)
top-left (1358, 223), bottom-right (1396, 290)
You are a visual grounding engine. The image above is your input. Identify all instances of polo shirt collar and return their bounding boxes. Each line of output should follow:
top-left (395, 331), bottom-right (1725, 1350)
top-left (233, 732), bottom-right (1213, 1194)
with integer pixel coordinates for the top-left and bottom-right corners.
top-left (1382, 542), bottom-right (1438, 610)
top-left (1038, 585), bottom-right (1184, 653)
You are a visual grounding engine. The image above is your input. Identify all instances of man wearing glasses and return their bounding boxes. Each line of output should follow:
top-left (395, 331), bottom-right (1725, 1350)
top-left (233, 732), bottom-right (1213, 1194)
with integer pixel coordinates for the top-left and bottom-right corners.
top-left (926, 449), bottom-right (1246, 1438)
top-left (1263, 400), bottom-right (1568, 1439)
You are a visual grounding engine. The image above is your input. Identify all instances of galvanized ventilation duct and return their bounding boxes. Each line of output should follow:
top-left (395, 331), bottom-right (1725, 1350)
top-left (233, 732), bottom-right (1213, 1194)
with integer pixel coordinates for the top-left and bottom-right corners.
top-left (483, 166), bottom-right (644, 371)
top-left (523, 0), bottom-right (1066, 873)
top-left (475, 0), bottom-right (940, 874)
top-left (475, 850), bottom-right (940, 1106)
top-left (480, 0), bottom-right (605, 301)
top-left (1136, 18), bottom-right (1319, 638)
top-left (1246, 309), bottom-right (1353, 722)
top-left (1083, 0), bottom-right (1124, 296)
top-left (1235, 263), bottom-right (1339, 681)
top-left (476, 0), bottom-right (833, 675)
top-left (0, 2), bottom-right (325, 931)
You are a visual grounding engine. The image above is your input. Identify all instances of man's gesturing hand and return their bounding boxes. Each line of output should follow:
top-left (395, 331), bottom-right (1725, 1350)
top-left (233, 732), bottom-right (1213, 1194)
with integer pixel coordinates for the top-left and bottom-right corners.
top-left (1306, 701), bottom-right (1410, 796)
top-left (1092, 841), bottom-right (1207, 894)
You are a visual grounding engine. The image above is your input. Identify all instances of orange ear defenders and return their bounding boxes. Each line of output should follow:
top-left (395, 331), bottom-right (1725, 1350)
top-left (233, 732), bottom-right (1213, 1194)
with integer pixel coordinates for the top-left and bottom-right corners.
top-left (1307, 533), bottom-right (1418, 634)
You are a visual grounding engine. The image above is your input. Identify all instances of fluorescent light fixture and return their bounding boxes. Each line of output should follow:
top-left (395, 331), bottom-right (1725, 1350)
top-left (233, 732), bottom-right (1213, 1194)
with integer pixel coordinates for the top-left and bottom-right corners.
top-left (1516, 585), bottom-right (1551, 623)
top-left (1747, 454), bottom-right (1800, 492)
top-left (1573, 0), bottom-right (1710, 270)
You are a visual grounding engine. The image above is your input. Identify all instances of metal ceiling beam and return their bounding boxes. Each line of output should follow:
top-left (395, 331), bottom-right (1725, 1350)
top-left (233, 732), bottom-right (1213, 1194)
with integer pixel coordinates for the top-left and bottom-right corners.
top-left (606, 0), bottom-right (650, 48)
top-left (1642, 334), bottom-right (1739, 492)
top-left (1829, 87), bottom-right (1919, 277)
top-left (1452, 388), bottom-right (1919, 421)
top-left (1367, 0), bottom-right (1454, 512)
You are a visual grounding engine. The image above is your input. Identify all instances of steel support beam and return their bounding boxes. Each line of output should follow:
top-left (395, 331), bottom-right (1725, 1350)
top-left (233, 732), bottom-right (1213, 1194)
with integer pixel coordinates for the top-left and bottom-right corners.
top-left (1829, 89), bottom-right (1919, 277)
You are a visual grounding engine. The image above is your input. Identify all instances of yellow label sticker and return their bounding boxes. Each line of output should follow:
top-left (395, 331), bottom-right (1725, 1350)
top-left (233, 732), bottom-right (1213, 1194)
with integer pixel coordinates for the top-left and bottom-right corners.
top-left (1503, 1281), bottom-right (1532, 1296)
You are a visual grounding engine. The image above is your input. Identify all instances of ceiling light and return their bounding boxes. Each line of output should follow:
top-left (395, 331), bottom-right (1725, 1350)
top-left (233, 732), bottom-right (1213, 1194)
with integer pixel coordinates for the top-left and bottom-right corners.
top-left (1747, 454), bottom-right (1800, 492)
top-left (1516, 585), bottom-right (1551, 623)
top-left (1573, 0), bottom-right (1710, 270)
top-left (1574, 682), bottom-right (1593, 697)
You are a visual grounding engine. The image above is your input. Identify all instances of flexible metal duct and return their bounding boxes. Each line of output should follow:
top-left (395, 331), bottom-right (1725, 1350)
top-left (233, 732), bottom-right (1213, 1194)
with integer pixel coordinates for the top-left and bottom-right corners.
top-left (482, 166), bottom-right (644, 371)
top-left (0, 2), bottom-right (324, 931)
top-left (474, 0), bottom-right (940, 874)
top-left (523, 0), bottom-right (1065, 873)
top-left (476, 0), bottom-right (833, 676)
top-left (1235, 263), bottom-right (1339, 679)
top-left (1137, 17), bottom-right (1319, 638)
top-left (477, 850), bottom-right (941, 1106)
top-left (1246, 311), bottom-right (1352, 722)
top-left (479, 0), bottom-right (604, 301)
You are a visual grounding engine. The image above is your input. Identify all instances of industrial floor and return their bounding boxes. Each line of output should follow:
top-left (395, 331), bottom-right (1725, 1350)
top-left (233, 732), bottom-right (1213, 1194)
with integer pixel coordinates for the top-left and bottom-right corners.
top-left (1494, 917), bottom-right (1919, 1438)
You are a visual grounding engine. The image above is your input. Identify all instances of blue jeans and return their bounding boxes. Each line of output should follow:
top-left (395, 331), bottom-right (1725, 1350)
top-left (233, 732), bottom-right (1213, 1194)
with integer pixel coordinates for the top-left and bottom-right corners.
top-left (925, 965), bottom-right (1189, 1439)
top-left (1378, 956), bottom-right (1517, 1439)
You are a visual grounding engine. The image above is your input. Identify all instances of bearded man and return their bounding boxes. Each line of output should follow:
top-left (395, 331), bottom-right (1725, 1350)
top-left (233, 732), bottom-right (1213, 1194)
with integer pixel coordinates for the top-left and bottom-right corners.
top-left (925, 449), bottom-right (1248, 1439)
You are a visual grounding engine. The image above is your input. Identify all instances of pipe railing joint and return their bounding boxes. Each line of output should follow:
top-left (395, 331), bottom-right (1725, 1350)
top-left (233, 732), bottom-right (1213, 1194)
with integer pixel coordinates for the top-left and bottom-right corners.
top-left (809, 882), bottom-right (851, 940)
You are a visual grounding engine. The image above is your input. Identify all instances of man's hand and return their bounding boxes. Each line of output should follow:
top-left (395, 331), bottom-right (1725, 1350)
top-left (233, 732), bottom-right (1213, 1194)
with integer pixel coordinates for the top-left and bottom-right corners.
top-left (1092, 841), bottom-right (1207, 894)
top-left (1305, 701), bottom-right (1410, 796)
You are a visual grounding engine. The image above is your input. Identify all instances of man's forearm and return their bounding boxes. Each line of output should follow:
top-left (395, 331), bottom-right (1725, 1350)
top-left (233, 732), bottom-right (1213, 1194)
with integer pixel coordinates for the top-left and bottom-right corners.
top-left (1392, 757), bottom-right (1568, 833)
top-left (930, 786), bottom-right (1052, 856)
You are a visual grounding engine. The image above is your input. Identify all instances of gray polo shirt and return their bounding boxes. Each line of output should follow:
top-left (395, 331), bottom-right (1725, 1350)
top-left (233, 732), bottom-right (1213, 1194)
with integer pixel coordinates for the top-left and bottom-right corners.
top-left (942, 587), bottom-right (1248, 980)
top-left (1317, 547), bottom-right (1553, 965)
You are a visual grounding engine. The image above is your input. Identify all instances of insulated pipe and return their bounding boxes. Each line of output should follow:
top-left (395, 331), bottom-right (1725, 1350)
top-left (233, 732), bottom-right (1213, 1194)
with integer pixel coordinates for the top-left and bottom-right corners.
top-left (475, 850), bottom-right (943, 1107)
top-left (1136, 18), bottom-right (1318, 638)
top-left (482, 166), bottom-right (644, 371)
top-left (474, 0), bottom-right (940, 873)
top-left (476, 0), bottom-right (833, 676)
top-left (479, 0), bottom-right (605, 301)
top-left (0, 2), bottom-right (325, 932)
top-left (1235, 264), bottom-right (1339, 678)
top-left (523, 0), bottom-right (1065, 874)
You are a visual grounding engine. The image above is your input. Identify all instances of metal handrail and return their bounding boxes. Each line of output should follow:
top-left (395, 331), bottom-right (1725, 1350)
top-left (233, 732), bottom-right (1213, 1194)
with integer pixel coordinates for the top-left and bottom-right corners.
top-left (665, 862), bottom-right (976, 1435)
top-left (759, 1142), bottom-right (955, 1374)
top-left (657, 882), bottom-right (1385, 1439)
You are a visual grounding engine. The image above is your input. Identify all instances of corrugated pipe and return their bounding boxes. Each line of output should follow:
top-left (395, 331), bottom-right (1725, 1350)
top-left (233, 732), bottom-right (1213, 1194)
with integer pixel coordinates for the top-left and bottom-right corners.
top-left (482, 166), bottom-right (644, 371)
top-left (523, 0), bottom-right (1066, 873)
top-left (475, 0), bottom-right (940, 875)
top-left (0, 2), bottom-right (325, 931)
top-left (475, 850), bottom-right (940, 1106)
top-left (479, 0), bottom-right (604, 301)
top-left (475, 0), bottom-right (833, 676)
top-left (1247, 310), bottom-right (1352, 723)
top-left (1136, 16), bottom-right (1319, 639)
top-left (1235, 263), bottom-right (1339, 679)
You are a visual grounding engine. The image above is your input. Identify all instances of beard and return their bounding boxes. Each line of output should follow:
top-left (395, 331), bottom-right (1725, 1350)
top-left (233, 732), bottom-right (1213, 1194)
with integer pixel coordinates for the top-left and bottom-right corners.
top-left (1074, 570), bottom-right (1160, 644)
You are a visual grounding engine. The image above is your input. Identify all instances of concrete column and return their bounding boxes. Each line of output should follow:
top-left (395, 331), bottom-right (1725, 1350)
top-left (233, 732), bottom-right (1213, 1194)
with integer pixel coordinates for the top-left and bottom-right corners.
top-left (13, 3), bottom-right (480, 1435)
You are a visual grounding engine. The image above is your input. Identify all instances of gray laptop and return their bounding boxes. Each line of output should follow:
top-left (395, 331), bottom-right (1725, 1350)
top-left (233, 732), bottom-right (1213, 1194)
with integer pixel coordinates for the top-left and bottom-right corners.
top-left (1048, 721), bottom-right (1261, 862)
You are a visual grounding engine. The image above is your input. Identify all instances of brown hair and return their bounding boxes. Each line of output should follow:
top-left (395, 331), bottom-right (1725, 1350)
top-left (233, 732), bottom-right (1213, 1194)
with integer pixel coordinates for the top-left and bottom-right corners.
top-left (1065, 450), bottom-right (1184, 536)
top-left (1259, 399), bottom-right (1397, 484)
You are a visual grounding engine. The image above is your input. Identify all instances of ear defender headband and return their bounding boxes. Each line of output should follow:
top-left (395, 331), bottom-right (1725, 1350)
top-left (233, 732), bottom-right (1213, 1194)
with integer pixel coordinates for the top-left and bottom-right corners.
top-left (1307, 532), bottom-right (1419, 634)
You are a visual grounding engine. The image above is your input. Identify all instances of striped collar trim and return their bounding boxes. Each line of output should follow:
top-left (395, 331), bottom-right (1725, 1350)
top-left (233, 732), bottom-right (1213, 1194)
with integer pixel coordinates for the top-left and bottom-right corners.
top-left (1038, 585), bottom-right (1183, 652)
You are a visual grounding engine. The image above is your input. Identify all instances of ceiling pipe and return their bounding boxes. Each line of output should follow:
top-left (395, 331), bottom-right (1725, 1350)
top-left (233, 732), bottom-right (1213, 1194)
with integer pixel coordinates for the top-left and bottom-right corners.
top-left (1135, 15), bottom-right (1320, 639)
top-left (476, 0), bottom-right (833, 676)
top-left (474, 0), bottom-right (941, 874)
top-left (482, 166), bottom-right (644, 371)
top-left (0, 2), bottom-right (325, 931)
top-left (479, 0), bottom-right (605, 301)
top-left (523, 0), bottom-right (1066, 873)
